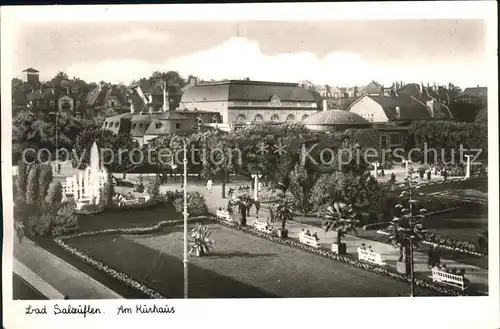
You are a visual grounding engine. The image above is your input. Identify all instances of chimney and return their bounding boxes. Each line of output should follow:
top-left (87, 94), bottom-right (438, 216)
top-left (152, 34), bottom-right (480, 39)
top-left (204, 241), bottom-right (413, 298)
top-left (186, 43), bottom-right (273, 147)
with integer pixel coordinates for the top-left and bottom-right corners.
top-left (433, 82), bottom-right (437, 91)
top-left (162, 81), bottom-right (169, 112)
top-left (395, 106), bottom-right (401, 119)
top-left (51, 88), bottom-right (55, 95)
top-left (420, 82), bottom-right (424, 95)
top-left (323, 99), bottom-right (328, 111)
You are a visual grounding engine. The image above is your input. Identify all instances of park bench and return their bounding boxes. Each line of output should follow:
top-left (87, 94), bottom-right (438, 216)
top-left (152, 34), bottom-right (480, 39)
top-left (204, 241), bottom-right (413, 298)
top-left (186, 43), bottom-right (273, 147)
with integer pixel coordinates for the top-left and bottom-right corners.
top-left (431, 268), bottom-right (468, 291)
top-left (123, 199), bottom-right (140, 205)
top-left (216, 210), bottom-right (233, 223)
top-left (299, 232), bottom-right (320, 248)
top-left (357, 247), bottom-right (386, 266)
top-left (252, 220), bottom-right (273, 234)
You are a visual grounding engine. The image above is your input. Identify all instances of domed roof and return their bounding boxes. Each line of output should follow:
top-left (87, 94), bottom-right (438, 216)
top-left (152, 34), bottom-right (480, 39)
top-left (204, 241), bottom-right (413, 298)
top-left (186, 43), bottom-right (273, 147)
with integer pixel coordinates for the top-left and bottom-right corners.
top-left (302, 110), bottom-right (370, 125)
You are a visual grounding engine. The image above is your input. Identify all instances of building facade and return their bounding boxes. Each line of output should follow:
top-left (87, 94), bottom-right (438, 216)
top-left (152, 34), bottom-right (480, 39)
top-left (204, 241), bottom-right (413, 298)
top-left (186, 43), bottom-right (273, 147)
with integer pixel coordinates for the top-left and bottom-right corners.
top-left (179, 79), bottom-right (318, 129)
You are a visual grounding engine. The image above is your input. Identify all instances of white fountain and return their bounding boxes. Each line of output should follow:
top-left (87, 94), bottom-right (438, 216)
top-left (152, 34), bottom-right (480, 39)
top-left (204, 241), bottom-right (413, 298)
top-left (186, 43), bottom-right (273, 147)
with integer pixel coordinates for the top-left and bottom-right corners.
top-left (63, 142), bottom-right (107, 209)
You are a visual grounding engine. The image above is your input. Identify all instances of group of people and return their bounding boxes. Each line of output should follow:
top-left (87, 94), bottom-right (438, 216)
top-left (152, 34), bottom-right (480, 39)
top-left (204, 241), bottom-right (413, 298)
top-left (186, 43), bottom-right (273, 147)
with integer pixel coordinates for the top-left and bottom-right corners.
top-left (299, 229), bottom-right (320, 241)
top-left (227, 185), bottom-right (251, 198)
top-left (427, 245), bottom-right (442, 268)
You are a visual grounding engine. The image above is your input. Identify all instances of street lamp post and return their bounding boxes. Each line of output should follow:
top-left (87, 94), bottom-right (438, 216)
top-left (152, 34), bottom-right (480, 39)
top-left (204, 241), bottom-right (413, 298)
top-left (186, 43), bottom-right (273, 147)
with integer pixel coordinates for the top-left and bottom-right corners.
top-left (403, 159), bottom-right (412, 178)
top-left (170, 136), bottom-right (188, 299)
top-left (464, 154), bottom-right (472, 179)
top-left (251, 173), bottom-right (262, 201)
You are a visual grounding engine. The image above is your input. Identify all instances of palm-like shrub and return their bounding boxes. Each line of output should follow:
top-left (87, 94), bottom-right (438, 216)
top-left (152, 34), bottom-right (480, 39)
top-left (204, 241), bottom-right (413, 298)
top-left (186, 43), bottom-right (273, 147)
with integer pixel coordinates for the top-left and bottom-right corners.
top-left (45, 181), bottom-right (63, 205)
top-left (173, 192), bottom-right (208, 217)
top-left (322, 201), bottom-right (359, 245)
top-left (387, 199), bottom-right (427, 262)
top-left (269, 197), bottom-right (294, 232)
top-left (146, 175), bottom-right (161, 201)
top-left (15, 160), bottom-right (29, 199)
top-left (189, 223), bottom-right (214, 256)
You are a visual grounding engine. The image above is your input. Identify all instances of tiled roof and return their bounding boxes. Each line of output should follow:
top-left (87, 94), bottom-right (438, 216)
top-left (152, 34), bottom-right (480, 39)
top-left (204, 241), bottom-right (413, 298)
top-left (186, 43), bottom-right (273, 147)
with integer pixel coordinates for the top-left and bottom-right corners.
top-left (86, 84), bottom-right (128, 107)
top-left (26, 88), bottom-right (59, 101)
top-left (368, 95), bottom-right (432, 120)
top-left (135, 80), bottom-right (164, 95)
top-left (462, 87), bottom-right (487, 98)
top-left (303, 110), bottom-right (370, 126)
top-left (360, 80), bottom-right (382, 94)
top-left (181, 80), bottom-right (317, 103)
top-left (156, 111), bottom-right (191, 120)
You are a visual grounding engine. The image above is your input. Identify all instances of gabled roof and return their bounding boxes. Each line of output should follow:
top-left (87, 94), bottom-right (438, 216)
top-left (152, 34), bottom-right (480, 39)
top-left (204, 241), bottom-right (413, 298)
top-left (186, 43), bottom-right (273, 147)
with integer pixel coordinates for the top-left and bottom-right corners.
top-left (26, 87), bottom-right (59, 101)
top-left (360, 80), bottom-right (382, 94)
top-left (134, 80), bottom-right (164, 95)
top-left (86, 83), bottom-right (128, 107)
top-left (366, 95), bottom-right (432, 120)
top-left (462, 87), bottom-right (487, 98)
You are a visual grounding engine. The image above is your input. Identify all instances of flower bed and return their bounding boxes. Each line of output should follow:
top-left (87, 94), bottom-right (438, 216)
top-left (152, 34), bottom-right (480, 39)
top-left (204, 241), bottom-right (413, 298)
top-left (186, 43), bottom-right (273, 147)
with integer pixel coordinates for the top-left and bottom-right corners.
top-left (422, 232), bottom-right (486, 257)
top-left (208, 216), bottom-right (482, 296)
top-left (54, 216), bottom-right (208, 298)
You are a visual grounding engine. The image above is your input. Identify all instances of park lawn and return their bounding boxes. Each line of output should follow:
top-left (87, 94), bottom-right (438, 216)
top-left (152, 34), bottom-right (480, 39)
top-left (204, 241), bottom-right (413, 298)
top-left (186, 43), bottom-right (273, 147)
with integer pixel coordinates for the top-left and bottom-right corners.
top-left (65, 222), bottom-right (439, 298)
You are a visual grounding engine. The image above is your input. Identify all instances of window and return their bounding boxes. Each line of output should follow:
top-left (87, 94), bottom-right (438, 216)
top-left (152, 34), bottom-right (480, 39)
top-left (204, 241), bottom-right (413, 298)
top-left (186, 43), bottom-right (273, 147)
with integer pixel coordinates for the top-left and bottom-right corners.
top-left (301, 114), bottom-right (309, 121)
top-left (254, 114), bottom-right (263, 122)
top-left (236, 114), bottom-right (246, 123)
top-left (140, 124), bottom-right (143, 128)
top-left (156, 122), bottom-right (161, 129)
top-left (390, 133), bottom-right (401, 146)
top-left (115, 122), bottom-right (119, 128)
top-left (270, 114), bottom-right (280, 122)
top-left (175, 123), bottom-right (181, 129)
top-left (50, 100), bottom-right (55, 107)
top-left (111, 101), bottom-right (116, 107)
top-left (380, 135), bottom-right (388, 149)
top-left (104, 122), bottom-right (108, 127)
top-left (286, 114), bottom-right (295, 121)
top-left (132, 123), bottom-right (136, 129)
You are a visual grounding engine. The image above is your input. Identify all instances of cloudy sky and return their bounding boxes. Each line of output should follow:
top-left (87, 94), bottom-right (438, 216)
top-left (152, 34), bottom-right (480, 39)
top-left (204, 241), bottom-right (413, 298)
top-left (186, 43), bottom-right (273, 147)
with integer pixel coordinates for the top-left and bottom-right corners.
top-left (12, 20), bottom-right (487, 88)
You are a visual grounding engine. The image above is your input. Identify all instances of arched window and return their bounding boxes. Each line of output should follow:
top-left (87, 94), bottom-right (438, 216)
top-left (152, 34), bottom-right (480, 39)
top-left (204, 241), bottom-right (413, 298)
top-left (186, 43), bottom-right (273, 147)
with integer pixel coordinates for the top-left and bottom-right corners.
top-left (115, 122), bottom-right (119, 128)
top-left (286, 114), bottom-right (295, 121)
top-left (254, 114), bottom-right (263, 122)
top-left (301, 114), bottom-right (309, 121)
top-left (104, 122), bottom-right (108, 127)
top-left (270, 114), bottom-right (280, 122)
top-left (236, 114), bottom-right (246, 123)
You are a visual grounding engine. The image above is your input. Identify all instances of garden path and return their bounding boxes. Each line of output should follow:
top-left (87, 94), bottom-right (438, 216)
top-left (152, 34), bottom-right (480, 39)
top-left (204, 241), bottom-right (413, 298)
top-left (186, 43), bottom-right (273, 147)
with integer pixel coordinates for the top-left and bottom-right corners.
top-left (13, 237), bottom-right (123, 299)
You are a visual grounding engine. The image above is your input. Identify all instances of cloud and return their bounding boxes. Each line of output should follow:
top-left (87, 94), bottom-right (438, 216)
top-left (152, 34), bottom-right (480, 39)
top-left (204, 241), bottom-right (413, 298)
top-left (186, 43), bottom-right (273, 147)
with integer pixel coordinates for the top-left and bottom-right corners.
top-left (63, 37), bottom-right (488, 87)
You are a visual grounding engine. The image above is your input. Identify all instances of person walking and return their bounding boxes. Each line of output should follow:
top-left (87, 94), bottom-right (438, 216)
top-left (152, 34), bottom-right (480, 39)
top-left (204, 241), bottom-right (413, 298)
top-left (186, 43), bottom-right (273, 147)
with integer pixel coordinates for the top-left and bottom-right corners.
top-left (206, 179), bottom-right (213, 194)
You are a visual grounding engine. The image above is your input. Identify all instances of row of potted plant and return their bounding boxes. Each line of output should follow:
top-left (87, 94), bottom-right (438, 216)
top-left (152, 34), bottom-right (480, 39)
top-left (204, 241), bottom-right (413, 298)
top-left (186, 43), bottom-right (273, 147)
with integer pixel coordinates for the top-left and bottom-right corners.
top-left (54, 216), bottom-right (209, 298)
top-left (209, 216), bottom-right (477, 296)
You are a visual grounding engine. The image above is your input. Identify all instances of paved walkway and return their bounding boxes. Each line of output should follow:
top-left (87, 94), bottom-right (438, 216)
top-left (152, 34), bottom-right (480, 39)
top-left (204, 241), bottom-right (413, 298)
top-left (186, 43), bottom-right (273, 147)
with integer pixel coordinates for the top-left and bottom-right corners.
top-left (180, 183), bottom-right (488, 294)
top-left (14, 237), bottom-right (123, 299)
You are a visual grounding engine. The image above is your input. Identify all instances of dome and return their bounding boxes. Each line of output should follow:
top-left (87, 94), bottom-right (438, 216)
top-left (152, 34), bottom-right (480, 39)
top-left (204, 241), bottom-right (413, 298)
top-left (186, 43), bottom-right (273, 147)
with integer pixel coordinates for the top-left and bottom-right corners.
top-left (302, 110), bottom-right (371, 132)
top-left (303, 110), bottom-right (370, 125)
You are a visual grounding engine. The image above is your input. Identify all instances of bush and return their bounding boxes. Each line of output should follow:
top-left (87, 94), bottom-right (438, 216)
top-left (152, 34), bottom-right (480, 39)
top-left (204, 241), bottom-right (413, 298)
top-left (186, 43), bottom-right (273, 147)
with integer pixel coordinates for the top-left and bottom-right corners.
top-left (147, 176), bottom-right (161, 201)
top-left (32, 212), bottom-right (53, 236)
top-left (134, 175), bottom-right (145, 193)
top-left (173, 192), bottom-right (208, 217)
top-left (25, 164), bottom-right (40, 204)
top-left (164, 190), bottom-right (183, 205)
top-left (38, 164), bottom-right (53, 203)
top-left (45, 181), bottom-right (63, 205)
top-left (102, 174), bottom-right (115, 207)
top-left (52, 202), bottom-right (79, 237)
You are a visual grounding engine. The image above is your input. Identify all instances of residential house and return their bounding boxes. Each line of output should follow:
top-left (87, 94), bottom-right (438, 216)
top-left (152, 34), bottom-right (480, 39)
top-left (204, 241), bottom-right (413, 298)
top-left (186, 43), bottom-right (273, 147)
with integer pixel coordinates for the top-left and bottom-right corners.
top-left (85, 82), bottom-right (129, 118)
top-left (348, 94), bottom-right (453, 150)
top-left (26, 85), bottom-right (78, 115)
top-left (131, 80), bottom-right (181, 113)
top-left (455, 86), bottom-right (487, 106)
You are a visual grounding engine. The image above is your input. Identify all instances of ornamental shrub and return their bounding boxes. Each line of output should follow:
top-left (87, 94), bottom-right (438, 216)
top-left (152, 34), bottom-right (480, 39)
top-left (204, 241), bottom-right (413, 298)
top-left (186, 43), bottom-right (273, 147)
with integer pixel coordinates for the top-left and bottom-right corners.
top-left (25, 164), bottom-right (40, 204)
top-left (38, 164), bottom-right (53, 203)
top-left (146, 175), bottom-right (161, 201)
top-left (32, 212), bottom-right (53, 236)
top-left (101, 173), bottom-right (115, 206)
top-left (134, 175), bottom-right (145, 193)
top-left (45, 181), bottom-right (63, 205)
top-left (15, 160), bottom-right (29, 200)
top-left (52, 201), bottom-right (79, 237)
top-left (174, 192), bottom-right (208, 217)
